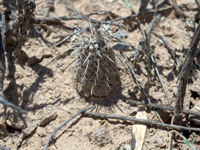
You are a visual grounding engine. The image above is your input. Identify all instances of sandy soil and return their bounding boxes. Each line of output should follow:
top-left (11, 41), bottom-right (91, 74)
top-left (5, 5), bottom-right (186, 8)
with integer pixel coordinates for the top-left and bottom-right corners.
top-left (0, 0), bottom-right (200, 149)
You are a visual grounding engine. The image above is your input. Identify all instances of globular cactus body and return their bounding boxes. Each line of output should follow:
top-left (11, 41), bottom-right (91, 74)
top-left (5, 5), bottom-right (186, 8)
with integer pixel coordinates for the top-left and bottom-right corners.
top-left (74, 26), bottom-right (120, 99)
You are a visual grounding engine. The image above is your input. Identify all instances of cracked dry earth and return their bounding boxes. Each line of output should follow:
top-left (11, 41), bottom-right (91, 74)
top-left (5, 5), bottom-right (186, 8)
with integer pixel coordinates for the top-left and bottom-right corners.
top-left (0, 0), bottom-right (200, 149)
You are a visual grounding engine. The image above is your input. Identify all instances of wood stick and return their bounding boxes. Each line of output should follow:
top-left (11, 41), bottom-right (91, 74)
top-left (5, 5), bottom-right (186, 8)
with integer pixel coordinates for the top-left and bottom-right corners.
top-left (127, 100), bottom-right (200, 117)
top-left (83, 111), bottom-right (200, 131)
top-left (43, 106), bottom-right (94, 150)
top-left (153, 31), bottom-right (180, 71)
top-left (130, 14), bottom-right (161, 63)
top-left (13, 113), bottom-right (57, 150)
top-left (174, 22), bottom-right (200, 125)
top-left (172, 0), bottom-right (194, 18)
top-left (0, 14), bottom-right (5, 93)
top-left (151, 55), bottom-right (171, 103)
top-left (31, 3), bottom-right (197, 25)
top-left (136, 16), bottom-right (171, 104)
top-left (0, 95), bottom-right (26, 114)
top-left (171, 130), bottom-right (196, 150)
top-left (0, 146), bottom-right (9, 150)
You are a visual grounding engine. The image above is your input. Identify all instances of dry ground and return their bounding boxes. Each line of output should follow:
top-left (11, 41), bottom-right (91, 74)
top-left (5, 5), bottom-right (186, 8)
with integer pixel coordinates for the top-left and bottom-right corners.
top-left (0, 0), bottom-right (200, 149)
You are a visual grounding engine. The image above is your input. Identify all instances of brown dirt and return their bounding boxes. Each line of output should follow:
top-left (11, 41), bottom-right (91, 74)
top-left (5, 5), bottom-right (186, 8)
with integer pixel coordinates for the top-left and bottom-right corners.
top-left (0, 0), bottom-right (200, 149)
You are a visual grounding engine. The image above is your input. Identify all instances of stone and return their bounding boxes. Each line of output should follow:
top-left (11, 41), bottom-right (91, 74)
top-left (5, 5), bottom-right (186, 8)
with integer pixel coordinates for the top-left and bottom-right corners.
top-left (26, 49), bottom-right (50, 66)
top-left (91, 127), bottom-right (112, 147)
top-left (119, 144), bottom-right (132, 150)
top-left (35, 50), bottom-right (43, 60)
top-left (6, 108), bottom-right (24, 130)
top-left (44, 82), bottom-right (55, 91)
top-left (37, 127), bottom-right (47, 137)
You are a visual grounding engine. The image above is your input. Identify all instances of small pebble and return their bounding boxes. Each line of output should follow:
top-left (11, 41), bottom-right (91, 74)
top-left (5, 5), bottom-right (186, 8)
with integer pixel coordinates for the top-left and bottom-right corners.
top-left (166, 24), bottom-right (171, 31)
top-left (158, 39), bottom-right (164, 45)
top-left (37, 127), bottom-right (47, 137)
top-left (170, 64), bottom-right (175, 69)
top-left (161, 16), bottom-right (165, 22)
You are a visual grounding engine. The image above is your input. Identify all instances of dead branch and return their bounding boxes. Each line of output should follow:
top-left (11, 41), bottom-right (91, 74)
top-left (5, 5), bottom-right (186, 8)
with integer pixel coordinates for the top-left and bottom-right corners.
top-left (0, 95), bottom-right (26, 114)
top-left (114, 3), bottom-right (199, 22)
top-left (174, 22), bottom-right (200, 125)
top-left (30, 3), bottom-right (197, 26)
top-left (139, 0), bottom-right (148, 12)
top-left (0, 14), bottom-right (6, 93)
top-left (122, 52), bottom-right (165, 121)
top-left (172, 0), bottom-right (194, 18)
top-left (31, 10), bottom-right (121, 25)
top-left (170, 130), bottom-right (196, 150)
top-left (130, 14), bottom-right (161, 63)
top-left (195, 0), bottom-right (200, 11)
top-left (13, 113), bottom-right (57, 150)
top-left (7, 0), bottom-right (36, 58)
top-left (127, 100), bottom-right (200, 117)
top-left (43, 106), bottom-right (94, 150)
top-left (153, 31), bottom-right (180, 71)
top-left (136, 16), bottom-right (171, 104)
top-left (0, 146), bottom-right (9, 150)
top-left (31, 2), bottom-right (197, 27)
top-left (151, 55), bottom-right (171, 103)
top-left (83, 111), bottom-right (200, 132)
top-left (45, 46), bottom-right (77, 66)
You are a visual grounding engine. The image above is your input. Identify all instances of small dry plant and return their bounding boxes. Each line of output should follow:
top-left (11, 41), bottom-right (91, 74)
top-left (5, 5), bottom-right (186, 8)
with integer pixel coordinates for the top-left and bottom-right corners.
top-left (74, 25), bottom-right (121, 99)
top-left (48, 1), bottom-right (129, 100)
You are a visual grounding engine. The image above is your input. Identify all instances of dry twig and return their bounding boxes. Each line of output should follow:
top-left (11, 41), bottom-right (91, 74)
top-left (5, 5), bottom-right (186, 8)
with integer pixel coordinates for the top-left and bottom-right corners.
top-left (83, 111), bottom-right (200, 131)
top-left (172, 0), bottom-right (194, 18)
top-left (13, 113), bottom-right (57, 150)
top-left (195, 0), bottom-right (200, 11)
top-left (0, 95), bottom-right (26, 114)
top-left (0, 146), bottom-right (9, 150)
top-left (130, 14), bottom-right (161, 62)
top-left (170, 130), bottom-right (196, 150)
top-left (127, 100), bottom-right (200, 117)
top-left (7, 0), bottom-right (36, 58)
top-left (31, 3), bottom-right (196, 26)
top-left (153, 31), bottom-right (180, 70)
top-left (174, 22), bottom-right (200, 125)
top-left (32, 10), bottom-right (123, 26)
top-left (43, 106), bottom-right (94, 150)
top-left (136, 17), bottom-right (171, 105)
top-left (0, 14), bottom-right (6, 93)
